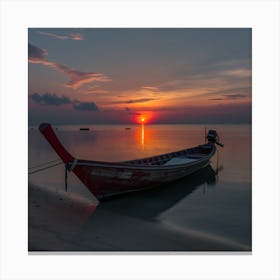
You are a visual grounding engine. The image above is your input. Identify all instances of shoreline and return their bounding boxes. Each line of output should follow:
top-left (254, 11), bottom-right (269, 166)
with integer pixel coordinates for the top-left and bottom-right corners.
top-left (29, 183), bottom-right (250, 252)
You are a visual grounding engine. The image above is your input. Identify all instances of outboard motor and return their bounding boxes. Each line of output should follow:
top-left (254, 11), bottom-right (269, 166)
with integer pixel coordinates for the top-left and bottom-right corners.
top-left (207, 130), bottom-right (224, 147)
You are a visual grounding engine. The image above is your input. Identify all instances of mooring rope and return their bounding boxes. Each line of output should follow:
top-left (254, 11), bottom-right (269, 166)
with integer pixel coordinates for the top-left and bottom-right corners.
top-left (28, 160), bottom-right (63, 174)
top-left (29, 159), bottom-right (62, 170)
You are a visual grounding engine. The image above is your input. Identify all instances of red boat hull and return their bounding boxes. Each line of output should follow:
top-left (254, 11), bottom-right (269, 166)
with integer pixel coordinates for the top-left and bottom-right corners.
top-left (71, 159), bottom-right (210, 198)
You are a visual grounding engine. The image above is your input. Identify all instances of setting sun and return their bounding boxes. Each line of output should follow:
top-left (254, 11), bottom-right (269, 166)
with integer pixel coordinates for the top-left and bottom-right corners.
top-left (134, 112), bottom-right (155, 124)
top-left (136, 115), bottom-right (151, 124)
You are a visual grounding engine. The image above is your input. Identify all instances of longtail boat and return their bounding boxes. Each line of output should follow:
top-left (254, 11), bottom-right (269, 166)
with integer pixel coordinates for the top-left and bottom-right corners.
top-left (39, 123), bottom-right (223, 200)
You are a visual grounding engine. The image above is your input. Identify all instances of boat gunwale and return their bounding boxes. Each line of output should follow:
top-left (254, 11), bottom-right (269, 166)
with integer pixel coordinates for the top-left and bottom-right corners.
top-left (71, 145), bottom-right (216, 171)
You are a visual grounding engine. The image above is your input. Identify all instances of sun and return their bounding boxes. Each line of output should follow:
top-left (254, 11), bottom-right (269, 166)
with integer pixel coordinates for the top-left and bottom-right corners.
top-left (134, 114), bottom-right (153, 124)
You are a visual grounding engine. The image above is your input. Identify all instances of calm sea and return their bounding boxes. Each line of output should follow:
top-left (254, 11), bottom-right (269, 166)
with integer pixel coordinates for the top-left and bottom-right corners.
top-left (28, 124), bottom-right (251, 251)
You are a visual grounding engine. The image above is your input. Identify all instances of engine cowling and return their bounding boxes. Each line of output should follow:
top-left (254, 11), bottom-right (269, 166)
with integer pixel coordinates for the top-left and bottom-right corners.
top-left (207, 130), bottom-right (224, 147)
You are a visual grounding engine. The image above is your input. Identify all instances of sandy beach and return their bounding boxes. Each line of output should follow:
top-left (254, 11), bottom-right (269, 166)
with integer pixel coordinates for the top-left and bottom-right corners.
top-left (29, 181), bottom-right (250, 252)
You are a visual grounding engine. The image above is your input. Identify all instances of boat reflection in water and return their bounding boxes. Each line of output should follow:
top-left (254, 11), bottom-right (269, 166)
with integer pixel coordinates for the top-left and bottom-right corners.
top-left (97, 164), bottom-right (219, 221)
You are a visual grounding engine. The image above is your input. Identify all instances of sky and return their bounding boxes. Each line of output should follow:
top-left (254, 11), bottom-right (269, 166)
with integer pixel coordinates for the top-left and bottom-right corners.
top-left (28, 28), bottom-right (252, 125)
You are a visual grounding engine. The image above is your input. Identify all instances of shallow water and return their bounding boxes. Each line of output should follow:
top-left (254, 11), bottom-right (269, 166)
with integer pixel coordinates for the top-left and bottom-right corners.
top-left (28, 124), bottom-right (251, 251)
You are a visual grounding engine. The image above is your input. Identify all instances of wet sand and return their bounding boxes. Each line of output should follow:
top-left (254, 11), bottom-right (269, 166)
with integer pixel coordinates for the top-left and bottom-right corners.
top-left (29, 180), bottom-right (250, 252)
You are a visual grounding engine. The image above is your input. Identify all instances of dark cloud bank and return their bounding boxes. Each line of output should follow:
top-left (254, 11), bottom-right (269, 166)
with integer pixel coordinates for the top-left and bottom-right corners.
top-left (30, 93), bottom-right (99, 111)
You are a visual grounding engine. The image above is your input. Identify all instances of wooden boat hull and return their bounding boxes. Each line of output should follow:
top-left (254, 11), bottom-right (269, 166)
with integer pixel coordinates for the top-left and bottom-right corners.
top-left (39, 123), bottom-right (217, 199)
top-left (71, 158), bottom-right (212, 198)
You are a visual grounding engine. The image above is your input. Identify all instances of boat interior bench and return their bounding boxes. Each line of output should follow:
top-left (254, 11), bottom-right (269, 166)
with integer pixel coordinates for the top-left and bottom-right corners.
top-left (163, 157), bottom-right (198, 166)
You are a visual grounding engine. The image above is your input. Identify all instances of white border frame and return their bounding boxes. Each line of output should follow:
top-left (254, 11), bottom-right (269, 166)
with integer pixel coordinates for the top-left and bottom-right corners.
top-left (1, 0), bottom-right (279, 279)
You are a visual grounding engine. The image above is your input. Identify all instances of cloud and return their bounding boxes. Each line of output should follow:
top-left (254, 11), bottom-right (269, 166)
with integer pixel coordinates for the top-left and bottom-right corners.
top-left (141, 86), bottom-right (158, 91)
top-left (125, 98), bottom-right (159, 104)
top-left (209, 87), bottom-right (251, 96)
top-left (208, 98), bottom-right (224, 101)
top-left (62, 68), bottom-right (110, 89)
top-left (107, 97), bottom-right (159, 106)
top-left (206, 87), bottom-right (251, 101)
top-left (124, 107), bottom-right (142, 116)
top-left (156, 58), bottom-right (251, 100)
top-left (222, 94), bottom-right (247, 99)
top-left (28, 43), bottom-right (110, 89)
top-left (79, 85), bottom-right (108, 94)
top-left (221, 69), bottom-right (252, 78)
top-left (30, 93), bottom-right (71, 105)
top-left (37, 31), bottom-right (84, 41)
top-left (28, 44), bottom-right (48, 60)
top-left (73, 101), bottom-right (99, 111)
top-left (29, 93), bottom-right (99, 111)
top-left (70, 33), bottom-right (84, 41)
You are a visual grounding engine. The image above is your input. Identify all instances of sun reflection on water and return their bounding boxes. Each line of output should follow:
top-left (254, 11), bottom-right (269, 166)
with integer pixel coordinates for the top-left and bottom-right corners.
top-left (141, 123), bottom-right (145, 149)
